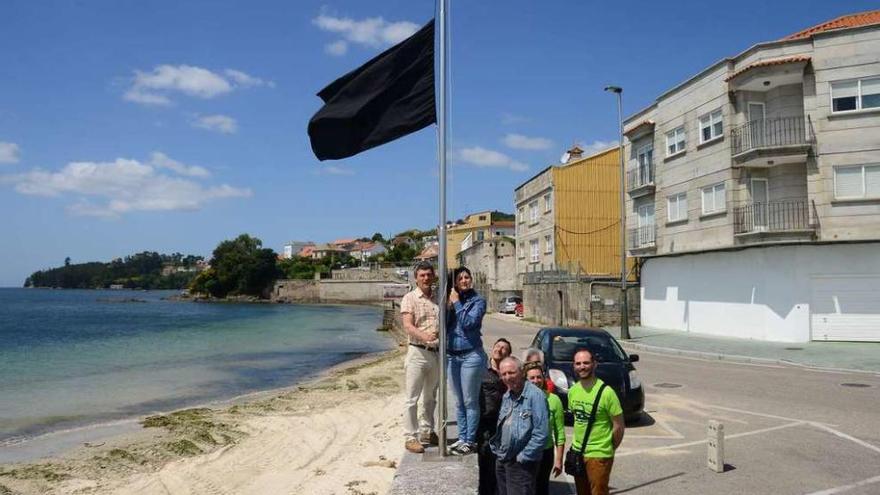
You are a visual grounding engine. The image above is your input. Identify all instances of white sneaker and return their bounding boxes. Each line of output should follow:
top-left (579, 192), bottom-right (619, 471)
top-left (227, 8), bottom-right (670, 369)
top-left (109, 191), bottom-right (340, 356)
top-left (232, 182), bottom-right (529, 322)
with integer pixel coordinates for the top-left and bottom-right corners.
top-left (451, 442), bottom-right (476, 456)
top-left (448, 439), bottom-right (463, 451)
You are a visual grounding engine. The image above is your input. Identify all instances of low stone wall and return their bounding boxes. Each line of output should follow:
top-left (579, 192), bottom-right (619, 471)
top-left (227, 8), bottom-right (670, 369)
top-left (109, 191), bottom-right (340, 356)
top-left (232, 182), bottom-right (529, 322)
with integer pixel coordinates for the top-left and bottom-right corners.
top-left (272, 279), bottom-right (410, 304)
top-left (523, 281), bottom-right (639, 327)
top-left (331, 267), bottom-right (408, 282)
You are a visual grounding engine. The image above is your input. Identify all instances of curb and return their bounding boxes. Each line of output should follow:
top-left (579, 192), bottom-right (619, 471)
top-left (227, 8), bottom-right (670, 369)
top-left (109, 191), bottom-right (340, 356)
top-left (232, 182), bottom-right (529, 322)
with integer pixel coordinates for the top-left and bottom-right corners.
top-left (618, 340), bottom-right (880, 376)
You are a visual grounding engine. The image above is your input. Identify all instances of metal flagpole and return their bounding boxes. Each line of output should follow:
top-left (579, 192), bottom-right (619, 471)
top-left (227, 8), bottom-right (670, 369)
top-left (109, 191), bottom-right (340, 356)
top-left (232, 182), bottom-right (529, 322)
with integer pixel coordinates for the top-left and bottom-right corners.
top-left (437, 0), bottom-right (449, 457)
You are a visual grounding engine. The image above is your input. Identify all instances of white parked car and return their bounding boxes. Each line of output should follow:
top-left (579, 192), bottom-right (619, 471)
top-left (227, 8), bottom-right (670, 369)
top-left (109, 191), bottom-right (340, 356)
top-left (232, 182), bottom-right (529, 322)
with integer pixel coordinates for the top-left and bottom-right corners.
top-left (499, 296), bottom-right (522, 314)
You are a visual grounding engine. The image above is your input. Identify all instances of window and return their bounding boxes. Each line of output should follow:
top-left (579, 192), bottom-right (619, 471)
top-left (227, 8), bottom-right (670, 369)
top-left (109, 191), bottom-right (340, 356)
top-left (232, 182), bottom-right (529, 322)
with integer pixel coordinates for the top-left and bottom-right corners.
top-left (518, 242), bottom-right (525, 259)
top-left (666, 126), bottom-right (686, 156)
top-left (529, 239), bottom-right (539, 263)
top-left (518, 207), bottom-right (524, 224)
top-left (529, 201), bottom-right (538, 223)
top-left (478, 215), bottom-right (487, 221)
top-left (636, 145), bottom-right (654, 185)
top-left (699, 109), bottom-right (723, 143)
top-left (544, 234), bottom-right (552, 254)
top-left (544, 193), bottom-right (552, 213)
top-left (831, 77), bottom-right (880, 112)
top-left (667, 193), bottom-right (688, 222)
top-left (476, 230), bottom-right (485, 241)
top-left (834, 164), bottom-right (880, 199)
top-left (701, 183), bottom-right (726, 214)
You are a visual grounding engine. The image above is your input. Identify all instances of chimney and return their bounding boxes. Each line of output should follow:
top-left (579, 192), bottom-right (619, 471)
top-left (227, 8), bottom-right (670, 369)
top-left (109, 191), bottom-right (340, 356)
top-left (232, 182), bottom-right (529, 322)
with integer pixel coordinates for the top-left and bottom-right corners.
top-left (566, 145), bottom-right (584, 163)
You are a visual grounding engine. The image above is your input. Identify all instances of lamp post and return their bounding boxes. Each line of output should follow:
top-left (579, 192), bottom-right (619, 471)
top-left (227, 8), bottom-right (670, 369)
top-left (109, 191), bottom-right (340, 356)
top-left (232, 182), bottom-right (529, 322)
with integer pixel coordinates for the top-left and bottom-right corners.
top-left (604, 85), bottom-right (630, 340)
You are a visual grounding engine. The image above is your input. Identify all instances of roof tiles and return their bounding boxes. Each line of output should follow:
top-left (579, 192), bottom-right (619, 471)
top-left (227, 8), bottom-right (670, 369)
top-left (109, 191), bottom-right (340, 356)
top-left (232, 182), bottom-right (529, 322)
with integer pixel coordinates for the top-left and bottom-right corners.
top-left (783, 10), bottom-right (880, 40)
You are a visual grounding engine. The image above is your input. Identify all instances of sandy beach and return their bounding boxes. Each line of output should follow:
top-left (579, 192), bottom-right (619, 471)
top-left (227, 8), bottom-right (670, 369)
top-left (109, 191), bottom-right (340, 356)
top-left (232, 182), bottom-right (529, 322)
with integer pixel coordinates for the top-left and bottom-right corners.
top-left (0, 350), bottom-right (406, 495)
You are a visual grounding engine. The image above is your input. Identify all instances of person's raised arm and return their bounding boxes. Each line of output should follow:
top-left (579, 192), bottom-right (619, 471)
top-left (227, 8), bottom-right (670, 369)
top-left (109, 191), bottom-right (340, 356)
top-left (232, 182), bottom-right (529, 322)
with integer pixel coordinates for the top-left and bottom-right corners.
top-left (453, 296), bottom-right (486, 332)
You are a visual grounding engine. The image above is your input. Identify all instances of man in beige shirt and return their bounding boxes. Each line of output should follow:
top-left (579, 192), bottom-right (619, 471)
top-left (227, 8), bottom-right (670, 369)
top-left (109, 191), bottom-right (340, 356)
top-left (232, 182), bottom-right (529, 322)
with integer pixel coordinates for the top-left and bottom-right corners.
top-left (400, 261), bottom-right (441, 454)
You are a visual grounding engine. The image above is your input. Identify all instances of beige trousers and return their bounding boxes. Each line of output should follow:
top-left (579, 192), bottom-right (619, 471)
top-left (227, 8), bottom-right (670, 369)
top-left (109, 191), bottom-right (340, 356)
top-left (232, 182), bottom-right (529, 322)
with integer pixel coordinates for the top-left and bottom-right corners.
top-left (403, 345), bottom-right (440, 439)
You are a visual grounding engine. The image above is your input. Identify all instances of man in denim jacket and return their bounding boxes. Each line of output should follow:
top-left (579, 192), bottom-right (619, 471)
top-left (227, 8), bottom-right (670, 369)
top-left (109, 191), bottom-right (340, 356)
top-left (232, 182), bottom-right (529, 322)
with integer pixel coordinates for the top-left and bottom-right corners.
top-left (489, 356), bottom-right (549, 495)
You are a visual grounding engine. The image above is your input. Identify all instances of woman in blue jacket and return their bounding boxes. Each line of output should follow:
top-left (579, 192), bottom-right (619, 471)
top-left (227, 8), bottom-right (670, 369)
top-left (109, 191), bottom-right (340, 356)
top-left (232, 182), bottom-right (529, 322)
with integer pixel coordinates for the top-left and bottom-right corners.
top-left (447, 266), bottom-right (488, 455)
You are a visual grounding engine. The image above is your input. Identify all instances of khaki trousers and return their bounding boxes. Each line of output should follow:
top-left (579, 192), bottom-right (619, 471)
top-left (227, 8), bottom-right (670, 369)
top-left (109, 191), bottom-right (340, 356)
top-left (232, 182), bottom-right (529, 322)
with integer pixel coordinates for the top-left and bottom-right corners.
top-left (403, 345), bottom-right (440, 439)
top-left (574, 457), bottom-right (614, 495)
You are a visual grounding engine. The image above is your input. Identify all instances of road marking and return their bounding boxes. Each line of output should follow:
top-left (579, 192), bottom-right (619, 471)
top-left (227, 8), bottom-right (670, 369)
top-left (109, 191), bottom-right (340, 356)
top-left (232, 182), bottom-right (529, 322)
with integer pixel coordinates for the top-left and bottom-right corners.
top-left (616, 421), bottom-right (805, 457)
top-left (809, 423), bottom-right (880, 455)
top-left (706, 404), bottom-right (835, 426)
top-left (803, 474), bottom-right (880, 495)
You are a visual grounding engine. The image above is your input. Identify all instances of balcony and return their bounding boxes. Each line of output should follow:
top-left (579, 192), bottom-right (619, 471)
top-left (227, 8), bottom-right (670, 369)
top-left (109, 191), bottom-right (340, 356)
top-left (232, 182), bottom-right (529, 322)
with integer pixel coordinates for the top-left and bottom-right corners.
top-left (628, 225), bottom-right (656, 251)
top-left (730, 116), bottom-right (813, 168)
top-left (733, 200), bottom-right (817, 240)
top-left (626, 165), bottom-right (655, 197)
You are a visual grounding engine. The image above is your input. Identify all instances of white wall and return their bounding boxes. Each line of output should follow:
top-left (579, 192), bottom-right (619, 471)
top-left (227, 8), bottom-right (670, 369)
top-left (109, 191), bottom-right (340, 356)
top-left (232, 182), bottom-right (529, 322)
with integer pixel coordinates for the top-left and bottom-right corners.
top-left (640, 243), bottom-right (880, 342)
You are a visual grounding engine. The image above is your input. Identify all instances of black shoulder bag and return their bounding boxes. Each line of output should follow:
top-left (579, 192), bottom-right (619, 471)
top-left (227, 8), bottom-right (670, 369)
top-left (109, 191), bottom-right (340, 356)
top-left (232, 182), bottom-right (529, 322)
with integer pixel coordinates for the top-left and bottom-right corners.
top-left (563, 383), bottom-right (607, 478)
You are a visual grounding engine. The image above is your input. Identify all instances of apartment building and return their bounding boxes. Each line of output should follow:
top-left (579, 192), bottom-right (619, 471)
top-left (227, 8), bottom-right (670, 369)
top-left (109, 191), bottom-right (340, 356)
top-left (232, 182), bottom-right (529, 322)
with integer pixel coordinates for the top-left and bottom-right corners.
top-left (624, 10), bottom-right (880, 342)
top-left (515, 145), bottom-right (635, 282)
top-left (445, 210), bottom-right (515, 268)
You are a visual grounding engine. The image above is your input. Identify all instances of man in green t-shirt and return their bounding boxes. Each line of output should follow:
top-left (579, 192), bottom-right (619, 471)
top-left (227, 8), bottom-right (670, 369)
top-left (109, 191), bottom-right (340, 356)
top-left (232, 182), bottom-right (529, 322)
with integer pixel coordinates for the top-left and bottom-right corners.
top-left (567, 348), bottom-right (625, 495)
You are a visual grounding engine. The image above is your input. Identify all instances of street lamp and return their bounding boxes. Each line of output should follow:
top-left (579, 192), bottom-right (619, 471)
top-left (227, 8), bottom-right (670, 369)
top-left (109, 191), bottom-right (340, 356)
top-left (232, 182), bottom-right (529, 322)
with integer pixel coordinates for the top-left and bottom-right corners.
top-left (604, 85), bottom-right (630, 340)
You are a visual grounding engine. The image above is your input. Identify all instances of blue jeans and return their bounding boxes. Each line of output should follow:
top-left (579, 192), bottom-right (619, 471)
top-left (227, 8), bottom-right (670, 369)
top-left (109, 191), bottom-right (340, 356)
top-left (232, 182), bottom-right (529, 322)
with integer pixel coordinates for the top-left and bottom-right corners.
top-left (448, 349), bottom-right (486, 444)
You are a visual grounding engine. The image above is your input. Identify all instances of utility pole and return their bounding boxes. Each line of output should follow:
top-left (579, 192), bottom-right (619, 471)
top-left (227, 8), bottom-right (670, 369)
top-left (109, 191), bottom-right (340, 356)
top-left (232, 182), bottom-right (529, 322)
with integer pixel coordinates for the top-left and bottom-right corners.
top-left (605, 85), bottom-right (630, 340)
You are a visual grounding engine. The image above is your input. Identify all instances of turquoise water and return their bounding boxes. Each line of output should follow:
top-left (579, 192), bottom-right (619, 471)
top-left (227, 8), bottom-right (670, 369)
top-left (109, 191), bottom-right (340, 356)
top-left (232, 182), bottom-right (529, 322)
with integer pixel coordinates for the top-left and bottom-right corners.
top-left (0, 288), bottom-right (388, 446)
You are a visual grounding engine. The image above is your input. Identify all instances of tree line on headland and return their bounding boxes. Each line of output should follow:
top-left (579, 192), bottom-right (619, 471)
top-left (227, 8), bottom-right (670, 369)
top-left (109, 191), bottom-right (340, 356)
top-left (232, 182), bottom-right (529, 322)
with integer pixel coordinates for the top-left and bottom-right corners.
top-left (25, 232), bottom-right (426, 298)
top-left (24, 252), bottom-right (205, 290)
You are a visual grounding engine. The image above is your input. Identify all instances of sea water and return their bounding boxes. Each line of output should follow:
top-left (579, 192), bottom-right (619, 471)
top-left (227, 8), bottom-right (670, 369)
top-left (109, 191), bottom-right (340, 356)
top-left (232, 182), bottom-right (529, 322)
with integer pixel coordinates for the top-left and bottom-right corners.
top-left (0, 288), bottom-right (388, 459)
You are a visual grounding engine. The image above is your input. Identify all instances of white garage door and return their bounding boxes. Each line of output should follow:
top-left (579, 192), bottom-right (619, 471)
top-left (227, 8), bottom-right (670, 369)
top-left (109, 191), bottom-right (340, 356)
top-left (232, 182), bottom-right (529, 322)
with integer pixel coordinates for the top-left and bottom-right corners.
top-left (811, 275), bottom-right (880, 342)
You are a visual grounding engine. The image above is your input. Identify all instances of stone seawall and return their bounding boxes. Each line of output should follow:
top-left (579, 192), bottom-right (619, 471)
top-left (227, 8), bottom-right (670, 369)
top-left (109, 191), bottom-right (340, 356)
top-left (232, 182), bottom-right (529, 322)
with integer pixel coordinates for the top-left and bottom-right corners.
top-left (272, 279), bottom-right (410, 305)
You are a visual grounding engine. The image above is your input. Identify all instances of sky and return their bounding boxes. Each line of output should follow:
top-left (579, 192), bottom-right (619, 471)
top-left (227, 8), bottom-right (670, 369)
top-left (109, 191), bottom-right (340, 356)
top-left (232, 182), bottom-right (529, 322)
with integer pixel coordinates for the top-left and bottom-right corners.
top-left (0, 0), bottom-right (877, 286)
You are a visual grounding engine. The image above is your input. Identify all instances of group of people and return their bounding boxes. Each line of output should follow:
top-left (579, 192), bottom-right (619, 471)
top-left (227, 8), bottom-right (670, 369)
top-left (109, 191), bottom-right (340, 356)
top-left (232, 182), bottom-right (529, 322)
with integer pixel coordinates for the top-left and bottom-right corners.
top-left (400, 261), bottom-right (625, 495)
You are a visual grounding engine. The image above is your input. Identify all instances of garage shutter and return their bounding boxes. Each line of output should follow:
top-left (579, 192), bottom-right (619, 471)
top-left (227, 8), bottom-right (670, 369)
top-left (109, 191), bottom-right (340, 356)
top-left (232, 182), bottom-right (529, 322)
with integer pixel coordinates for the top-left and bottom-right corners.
top-left (811, 275), bottom-right (880, 342)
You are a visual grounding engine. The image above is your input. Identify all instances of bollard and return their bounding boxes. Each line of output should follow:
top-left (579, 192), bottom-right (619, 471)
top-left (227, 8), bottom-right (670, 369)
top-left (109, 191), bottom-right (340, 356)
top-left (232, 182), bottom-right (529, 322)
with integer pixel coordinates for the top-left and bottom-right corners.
top-left (707, 420), bottom-right (725, 473)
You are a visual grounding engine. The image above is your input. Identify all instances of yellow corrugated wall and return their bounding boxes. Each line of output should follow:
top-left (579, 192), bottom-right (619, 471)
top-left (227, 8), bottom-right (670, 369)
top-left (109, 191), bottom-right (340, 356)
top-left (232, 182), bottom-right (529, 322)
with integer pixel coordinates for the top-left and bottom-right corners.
top-left (551, 147), bottom-right (636, 280)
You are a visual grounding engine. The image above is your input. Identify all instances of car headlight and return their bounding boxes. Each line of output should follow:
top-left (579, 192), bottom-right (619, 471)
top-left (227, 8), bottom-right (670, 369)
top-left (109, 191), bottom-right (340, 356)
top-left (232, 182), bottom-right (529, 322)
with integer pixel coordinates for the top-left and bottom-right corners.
top-left (628, 370), bottom-right (642, 389)
top-left (549, 368), bottom-right (569, 393)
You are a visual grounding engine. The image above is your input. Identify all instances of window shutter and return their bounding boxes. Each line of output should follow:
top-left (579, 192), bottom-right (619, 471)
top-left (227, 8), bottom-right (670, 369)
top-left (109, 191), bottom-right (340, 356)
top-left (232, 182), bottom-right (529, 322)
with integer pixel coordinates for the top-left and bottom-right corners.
top-left (865, 165), bottom-right (880, 197)
top-left (715, 184), bottom-right (725, 211)
top-left (835, 166), bottom-right (863, 198)
top-left (861, 78), bottom-right (880, 109)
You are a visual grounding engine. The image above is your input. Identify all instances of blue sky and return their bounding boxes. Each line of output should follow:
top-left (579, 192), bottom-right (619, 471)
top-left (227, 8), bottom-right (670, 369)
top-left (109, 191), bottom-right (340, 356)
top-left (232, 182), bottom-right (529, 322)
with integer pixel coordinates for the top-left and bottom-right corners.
top-left (0, 0), bottom-right (876, 286)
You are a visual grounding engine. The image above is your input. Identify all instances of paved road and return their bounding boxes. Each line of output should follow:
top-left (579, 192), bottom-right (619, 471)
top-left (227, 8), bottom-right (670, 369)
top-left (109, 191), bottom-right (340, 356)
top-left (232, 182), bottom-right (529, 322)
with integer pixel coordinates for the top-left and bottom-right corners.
top-left (481, 314), bottom-right (880, 495)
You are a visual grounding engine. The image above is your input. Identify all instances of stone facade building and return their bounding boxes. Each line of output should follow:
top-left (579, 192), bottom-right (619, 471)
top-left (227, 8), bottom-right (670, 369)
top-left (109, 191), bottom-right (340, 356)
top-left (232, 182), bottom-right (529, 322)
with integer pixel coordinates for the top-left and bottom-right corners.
top-left (624, 10), bottom-right (880, 342)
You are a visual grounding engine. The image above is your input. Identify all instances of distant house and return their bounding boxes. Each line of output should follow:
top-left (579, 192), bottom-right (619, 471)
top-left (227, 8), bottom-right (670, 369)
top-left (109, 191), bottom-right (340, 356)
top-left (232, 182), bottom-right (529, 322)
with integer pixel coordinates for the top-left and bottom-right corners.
top-left (391, 236), bottom-right (417, 249)
top-left (311, 243), bottom-right (348, 260)
top-left (447, 210), bottom-right (515, 268)
top-left (282, 241), bottom-right (315, 259)
top-left (414, 242), bottom-right (439, 262)
top-left (298, 245), bottom-right (317, 258)
top-left (331, 238), bottom-right (358, 251)
top-left (458, 237), bottom-right (519, 311)
top-left (349, 241), bottom-right (387, 261)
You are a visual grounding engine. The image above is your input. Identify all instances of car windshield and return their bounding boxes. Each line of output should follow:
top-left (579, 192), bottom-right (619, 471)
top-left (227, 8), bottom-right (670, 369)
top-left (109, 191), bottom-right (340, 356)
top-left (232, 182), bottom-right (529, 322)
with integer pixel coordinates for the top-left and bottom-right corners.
top-left (549, 334), bottom-right (627, 363)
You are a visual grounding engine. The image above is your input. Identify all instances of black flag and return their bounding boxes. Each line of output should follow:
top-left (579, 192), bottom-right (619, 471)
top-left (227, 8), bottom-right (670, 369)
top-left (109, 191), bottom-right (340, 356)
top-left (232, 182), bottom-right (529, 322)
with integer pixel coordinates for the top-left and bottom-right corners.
top-left (308, 19), bottom-right (436, 161)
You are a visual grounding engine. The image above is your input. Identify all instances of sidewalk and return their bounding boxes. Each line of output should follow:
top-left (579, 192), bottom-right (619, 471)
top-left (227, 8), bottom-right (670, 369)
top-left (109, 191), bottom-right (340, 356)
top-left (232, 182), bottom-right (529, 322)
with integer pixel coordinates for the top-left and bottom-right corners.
top-left (606, 325), bottom-right (880, 373)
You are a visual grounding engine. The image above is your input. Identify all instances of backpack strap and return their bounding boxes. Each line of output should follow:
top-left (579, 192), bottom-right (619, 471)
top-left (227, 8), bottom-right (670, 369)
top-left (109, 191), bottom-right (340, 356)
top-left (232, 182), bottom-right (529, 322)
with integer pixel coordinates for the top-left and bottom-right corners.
top-left (577, 383), bottom-right (607, 454)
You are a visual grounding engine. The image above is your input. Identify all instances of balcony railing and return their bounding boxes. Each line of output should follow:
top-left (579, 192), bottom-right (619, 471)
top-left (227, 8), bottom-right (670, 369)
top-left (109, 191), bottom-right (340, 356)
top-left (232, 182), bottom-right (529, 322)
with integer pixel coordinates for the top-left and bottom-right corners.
top-left (730, 116), bottom-right (810, 156)
top-left (733, 200), bottom-right (814, 234)
top-left (626, 164), bottom-right (654, 192)
top-left (628, 225), bottom-right (656, 250)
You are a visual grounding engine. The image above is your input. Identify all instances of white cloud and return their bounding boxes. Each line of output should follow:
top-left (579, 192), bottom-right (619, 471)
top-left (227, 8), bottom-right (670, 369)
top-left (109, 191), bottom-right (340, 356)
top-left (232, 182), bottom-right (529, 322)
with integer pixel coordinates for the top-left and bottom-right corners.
top-left (502, 134), bottom-right (553, 151)
top-left (316, 164), bottom-right (355, 176)
top-left (192, 114), bottom-right (238, 134)
top-left (0, 142), bottom-right (20, 164)
top-left (124, 65), bottom-right (271, 106)
top-left (149, 152), bottom-right (210, 177)
top-left (312, 14), bottom-right (419, 51)
top-left (458, 147), bottom-right (529, 172)
top-left (579, 140), bottom-right (619, 156)
top-left (223, 69), bottom-right (275, 88)
top-left (5, 153), bottom-right (249, 218)
top-left (325, 40), bottom-right (348, 56)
